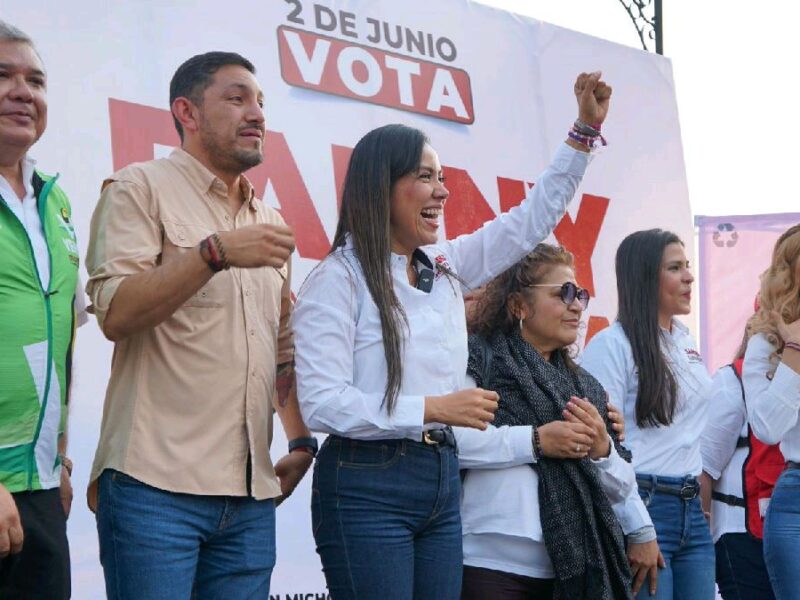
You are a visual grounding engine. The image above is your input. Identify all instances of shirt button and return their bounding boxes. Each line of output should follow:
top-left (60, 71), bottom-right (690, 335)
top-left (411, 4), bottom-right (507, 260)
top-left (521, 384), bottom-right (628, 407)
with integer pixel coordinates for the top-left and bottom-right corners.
top-left (178, 233), bottom-right (185, 241)
top-left (224, 215), bottom-right (231, 222)
top-left (251, 370), bottom-right (257, 377)
top-left (245, 290), bottom-right (251, 297)
top-left (249, 329), bottom-right (255, 336)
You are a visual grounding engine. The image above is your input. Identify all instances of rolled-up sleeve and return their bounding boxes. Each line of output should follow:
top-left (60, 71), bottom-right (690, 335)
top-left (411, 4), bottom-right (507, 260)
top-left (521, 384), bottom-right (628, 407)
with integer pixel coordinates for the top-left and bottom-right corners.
top-left (293, 258), bottom-right (425, 439)
top-left (276, 258), bottom-right (294, 366)
top-left (85, 178), bottom-right (160, 328)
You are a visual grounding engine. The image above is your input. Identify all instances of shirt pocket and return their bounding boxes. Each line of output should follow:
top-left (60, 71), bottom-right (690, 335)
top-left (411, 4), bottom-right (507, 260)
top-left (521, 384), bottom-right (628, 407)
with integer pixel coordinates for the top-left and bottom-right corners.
top-left (161, 220), bottom-right (226, 308)
top-left (254, 264), bottom-right (286, 328)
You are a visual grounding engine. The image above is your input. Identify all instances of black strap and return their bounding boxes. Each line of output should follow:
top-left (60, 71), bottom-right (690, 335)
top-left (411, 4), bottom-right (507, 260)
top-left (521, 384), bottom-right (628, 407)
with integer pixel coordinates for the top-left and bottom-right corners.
top-left (736, 436), bottom-right (750, 448)
top-left (712, 490), bottom-right (746, 508)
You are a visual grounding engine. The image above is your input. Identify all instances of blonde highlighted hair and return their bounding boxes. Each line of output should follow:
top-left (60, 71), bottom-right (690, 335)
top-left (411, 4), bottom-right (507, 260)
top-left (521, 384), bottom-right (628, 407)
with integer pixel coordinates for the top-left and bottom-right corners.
top-left (747, 224), bottom-right (800, 349)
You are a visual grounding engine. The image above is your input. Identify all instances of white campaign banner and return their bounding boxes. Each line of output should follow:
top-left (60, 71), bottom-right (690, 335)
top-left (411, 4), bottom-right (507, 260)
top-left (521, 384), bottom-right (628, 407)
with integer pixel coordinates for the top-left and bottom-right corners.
top-left (5, 1), bottom-right (691, 597)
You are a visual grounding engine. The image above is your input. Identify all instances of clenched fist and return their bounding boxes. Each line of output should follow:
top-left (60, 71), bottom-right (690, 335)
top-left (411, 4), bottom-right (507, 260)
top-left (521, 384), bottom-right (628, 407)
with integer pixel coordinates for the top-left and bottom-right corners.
top-left (574, 71), bottom-right (612, 127)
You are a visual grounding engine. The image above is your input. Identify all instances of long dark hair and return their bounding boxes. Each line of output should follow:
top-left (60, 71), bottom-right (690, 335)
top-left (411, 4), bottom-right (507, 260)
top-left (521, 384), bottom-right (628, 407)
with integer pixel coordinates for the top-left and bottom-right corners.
top-left (469, 244), bottom-right (579, 370)
top-left (331, 124), bottom-right (428, 414)
top-left (616, 229), bottom-right (682, 427)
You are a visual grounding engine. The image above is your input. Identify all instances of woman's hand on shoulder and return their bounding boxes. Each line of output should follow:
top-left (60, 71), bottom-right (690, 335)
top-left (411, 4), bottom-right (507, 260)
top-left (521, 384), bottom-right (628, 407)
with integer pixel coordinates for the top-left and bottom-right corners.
top-left (424, 389), bottom-right (498, 430)
top-left (563, 397), bottom-right (611, 460)
top-left (538, 420), bottom-right (595, 459)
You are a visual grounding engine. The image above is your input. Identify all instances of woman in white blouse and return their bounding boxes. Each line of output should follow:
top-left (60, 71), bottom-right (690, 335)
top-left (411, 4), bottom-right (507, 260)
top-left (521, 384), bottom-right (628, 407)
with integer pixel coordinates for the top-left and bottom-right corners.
top-left (459, 243), bottom-right (659, 600)
top-left (292, 73), bottom-right (611, 599)
top-left (743, 223), bottom-right (800, 598)
top-left (581, 229), bottom-right (715, 600)
top-left (699, 332), bottom-right (776, 600)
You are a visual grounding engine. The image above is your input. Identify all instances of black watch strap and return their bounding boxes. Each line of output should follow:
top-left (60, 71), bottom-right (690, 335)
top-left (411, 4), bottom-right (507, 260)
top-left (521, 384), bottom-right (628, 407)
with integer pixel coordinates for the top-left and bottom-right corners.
top-left (288, 436), bottom-right (318, 456)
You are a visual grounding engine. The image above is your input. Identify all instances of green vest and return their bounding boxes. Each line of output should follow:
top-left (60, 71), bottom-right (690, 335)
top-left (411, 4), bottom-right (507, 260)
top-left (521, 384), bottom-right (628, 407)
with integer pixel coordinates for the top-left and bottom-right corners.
top-left (0, 171), bottom-right (79, 492)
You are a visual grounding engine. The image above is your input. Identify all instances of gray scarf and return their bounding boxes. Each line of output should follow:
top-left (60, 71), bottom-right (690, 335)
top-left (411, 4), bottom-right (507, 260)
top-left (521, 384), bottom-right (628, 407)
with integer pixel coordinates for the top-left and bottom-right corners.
top-left (467, 331), bottom-right (633, 600)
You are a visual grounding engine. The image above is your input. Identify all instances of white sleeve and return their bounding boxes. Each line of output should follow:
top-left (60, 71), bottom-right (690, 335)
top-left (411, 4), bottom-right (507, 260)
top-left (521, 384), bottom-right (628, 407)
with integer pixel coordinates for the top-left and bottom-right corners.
top-left (744, 334), bottom-right (800, 445)
top-left (701, 367), bottom-right (746, 479)
top-left (293, 258), bottom-right (425, 440)
top-left (455, 424), bottom-right (535, 469)
top-left (441, 144), bottom-right (591, 289)
top-left (580, 328), bottom-right (633, 412)
top-left (593, 444), bottom-right (653, 534)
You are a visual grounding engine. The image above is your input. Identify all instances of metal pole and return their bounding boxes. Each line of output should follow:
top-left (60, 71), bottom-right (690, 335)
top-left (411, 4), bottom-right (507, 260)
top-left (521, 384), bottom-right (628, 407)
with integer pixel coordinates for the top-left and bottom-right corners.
top-left (655, 0), bottom-right (663, 55)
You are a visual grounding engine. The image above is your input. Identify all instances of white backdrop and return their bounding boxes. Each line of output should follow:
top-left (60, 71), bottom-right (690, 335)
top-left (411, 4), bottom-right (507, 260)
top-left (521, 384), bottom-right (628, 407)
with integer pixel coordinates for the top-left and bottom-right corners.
top-left (3, 1), bottom-right (691, 597)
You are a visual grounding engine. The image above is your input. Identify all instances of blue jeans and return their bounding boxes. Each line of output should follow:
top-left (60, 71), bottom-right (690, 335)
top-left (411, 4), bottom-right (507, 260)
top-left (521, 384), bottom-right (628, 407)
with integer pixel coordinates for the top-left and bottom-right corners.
top-left (96, 469), bottom-right (276, 600)
top-left (763, 468), bottom-right (800, 599)
top-left (715, 533), bottom-right (774, 600)
top-left (312, 436), bottom-right (462, 600)
top-left (635, 475), bottom-right (716, 600)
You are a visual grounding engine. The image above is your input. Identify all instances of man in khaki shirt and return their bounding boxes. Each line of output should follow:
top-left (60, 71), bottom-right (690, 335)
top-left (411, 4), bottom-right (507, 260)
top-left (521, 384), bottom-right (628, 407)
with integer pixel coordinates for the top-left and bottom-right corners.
top-left (85, 51), bottom-right (314, 599)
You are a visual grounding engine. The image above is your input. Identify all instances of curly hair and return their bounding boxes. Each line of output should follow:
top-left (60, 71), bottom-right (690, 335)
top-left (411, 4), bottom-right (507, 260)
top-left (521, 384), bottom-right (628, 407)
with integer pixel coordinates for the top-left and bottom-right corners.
top-left (468, 244), bottom-right (578, 364)
top-left (747, 224), bottom-right (800, 350)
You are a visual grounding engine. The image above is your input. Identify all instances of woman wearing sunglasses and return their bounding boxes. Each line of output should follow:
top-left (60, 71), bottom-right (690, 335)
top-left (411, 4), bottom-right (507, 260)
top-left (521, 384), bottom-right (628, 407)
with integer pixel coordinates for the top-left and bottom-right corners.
top-left (581, 229), bottom-right (715, 600)
top-left (459, 243), bottom-right (658, 600)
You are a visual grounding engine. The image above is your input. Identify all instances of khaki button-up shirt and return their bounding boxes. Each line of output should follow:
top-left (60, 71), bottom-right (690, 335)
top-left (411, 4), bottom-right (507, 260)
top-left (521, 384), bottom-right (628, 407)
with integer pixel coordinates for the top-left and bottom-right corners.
top-left (86, 149), bottom-right (292, 500)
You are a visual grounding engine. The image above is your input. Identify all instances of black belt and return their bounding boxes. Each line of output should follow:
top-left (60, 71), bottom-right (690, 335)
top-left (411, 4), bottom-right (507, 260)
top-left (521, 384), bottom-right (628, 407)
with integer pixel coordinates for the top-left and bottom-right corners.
top-left (787, 461), bottom-right (800, 470)
top-left (712, 491), bottom-right (746, 508)
top-left (636, 476), bottom-right (700, 500)
top-left (423, 427), bottom-right (457, 448)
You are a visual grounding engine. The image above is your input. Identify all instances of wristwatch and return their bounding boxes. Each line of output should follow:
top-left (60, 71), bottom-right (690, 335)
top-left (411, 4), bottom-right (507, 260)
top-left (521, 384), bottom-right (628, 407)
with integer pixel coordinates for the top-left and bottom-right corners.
top-left (288, 436), bottom-right (318, 457)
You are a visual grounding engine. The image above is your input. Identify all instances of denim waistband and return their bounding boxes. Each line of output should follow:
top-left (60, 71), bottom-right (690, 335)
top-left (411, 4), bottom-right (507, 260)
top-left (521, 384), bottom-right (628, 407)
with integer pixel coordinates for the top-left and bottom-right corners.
top-left (327, 430), bottom-right (457, 452)
top-left (636, 473), bottom-right (700, 500)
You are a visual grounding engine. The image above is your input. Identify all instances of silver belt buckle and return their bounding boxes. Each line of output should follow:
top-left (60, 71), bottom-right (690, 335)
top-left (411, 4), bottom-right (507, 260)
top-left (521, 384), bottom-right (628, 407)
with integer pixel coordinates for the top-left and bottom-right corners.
top-left (422, 431), bottom-right (438, 445)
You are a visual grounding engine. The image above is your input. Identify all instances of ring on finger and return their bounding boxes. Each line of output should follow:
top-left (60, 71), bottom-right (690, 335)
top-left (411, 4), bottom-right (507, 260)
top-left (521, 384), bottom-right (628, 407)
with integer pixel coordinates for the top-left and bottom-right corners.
top-left (575, 445), bottom-right (581, 453)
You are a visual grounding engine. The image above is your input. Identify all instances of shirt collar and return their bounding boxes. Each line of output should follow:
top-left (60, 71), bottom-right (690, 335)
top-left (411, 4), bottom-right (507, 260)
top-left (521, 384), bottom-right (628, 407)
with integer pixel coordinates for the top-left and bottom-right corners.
top-left (0, 155), bottom-right (36, 202)
top-left (168, 148), bottom-right (257, 210)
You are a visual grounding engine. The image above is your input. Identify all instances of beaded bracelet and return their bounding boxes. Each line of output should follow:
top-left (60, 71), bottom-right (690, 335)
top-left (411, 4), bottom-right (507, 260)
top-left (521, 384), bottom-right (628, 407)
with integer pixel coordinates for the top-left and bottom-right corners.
top-left (568, 123), bottom-right (607, 150)
top-left (574, 119), bottom-right (601, 137)
top-left (211, 232), bottom-right (231, 270)
top-left (532, 426), bottom-right (543, 459)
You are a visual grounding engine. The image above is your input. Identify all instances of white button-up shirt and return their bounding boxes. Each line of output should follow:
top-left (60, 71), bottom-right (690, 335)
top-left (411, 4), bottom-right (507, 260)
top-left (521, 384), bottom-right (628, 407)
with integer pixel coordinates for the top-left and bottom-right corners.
top-left (293, 143), bottom-right (591, 440)
top-left (581, 320), bottom-right (712, 477)
top-left (700, 365), bottom-right (748, 542)
top-left (0, 156), bottom-right (50, 289)
top-left (745, 333), bottom-right (800, 461)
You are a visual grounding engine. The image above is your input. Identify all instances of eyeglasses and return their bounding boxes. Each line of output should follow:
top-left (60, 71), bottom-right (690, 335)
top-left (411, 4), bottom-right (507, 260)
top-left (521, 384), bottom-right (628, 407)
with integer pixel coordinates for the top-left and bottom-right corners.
top-left (525, 281), bottom-right (590, 310)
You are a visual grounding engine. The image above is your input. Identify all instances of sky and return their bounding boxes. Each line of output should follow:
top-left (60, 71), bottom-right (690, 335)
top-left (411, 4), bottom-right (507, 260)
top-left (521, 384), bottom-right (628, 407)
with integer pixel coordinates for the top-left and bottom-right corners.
top-left (477, 0), bottom-right (797, 219)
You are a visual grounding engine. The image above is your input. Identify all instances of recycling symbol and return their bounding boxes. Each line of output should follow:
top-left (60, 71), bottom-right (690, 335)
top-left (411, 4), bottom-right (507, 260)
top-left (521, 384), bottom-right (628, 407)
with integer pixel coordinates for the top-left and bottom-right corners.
top-left (712, 223), bottom-right (738, 248)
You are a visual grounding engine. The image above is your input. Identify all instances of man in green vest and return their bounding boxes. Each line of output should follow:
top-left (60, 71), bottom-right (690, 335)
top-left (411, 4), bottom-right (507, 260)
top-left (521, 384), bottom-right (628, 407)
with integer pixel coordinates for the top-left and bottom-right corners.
top-left (0, 20), bottom-right (81, 599)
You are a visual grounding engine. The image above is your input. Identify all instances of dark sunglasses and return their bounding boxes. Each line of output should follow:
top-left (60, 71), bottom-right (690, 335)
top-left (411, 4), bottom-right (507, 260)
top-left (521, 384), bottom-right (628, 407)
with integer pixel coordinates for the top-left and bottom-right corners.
top-left (525, 281), bottom-right (590, 310)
